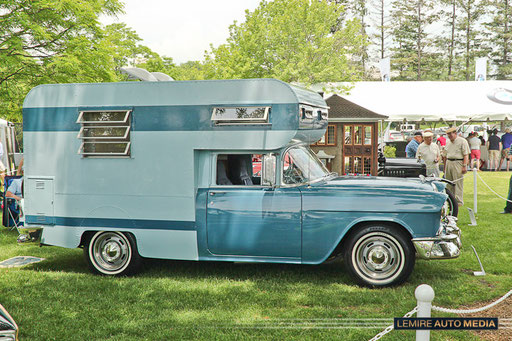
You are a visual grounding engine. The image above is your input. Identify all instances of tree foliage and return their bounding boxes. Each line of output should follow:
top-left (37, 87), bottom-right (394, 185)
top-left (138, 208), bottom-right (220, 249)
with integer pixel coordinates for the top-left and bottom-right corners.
top-left (203, 0), bottom-right (366, 84)
top-left (0, 0), bottom-right (124, 121)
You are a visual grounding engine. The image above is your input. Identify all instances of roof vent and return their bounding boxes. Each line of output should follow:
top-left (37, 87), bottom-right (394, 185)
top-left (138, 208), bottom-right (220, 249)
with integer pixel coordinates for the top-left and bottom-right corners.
top-left (119, 67), bottom-right (174, 82)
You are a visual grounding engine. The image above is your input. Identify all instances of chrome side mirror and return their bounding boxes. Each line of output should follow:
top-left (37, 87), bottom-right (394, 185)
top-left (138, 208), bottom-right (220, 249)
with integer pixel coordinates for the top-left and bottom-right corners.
top-left (262, 153), bottom-right (276, 187)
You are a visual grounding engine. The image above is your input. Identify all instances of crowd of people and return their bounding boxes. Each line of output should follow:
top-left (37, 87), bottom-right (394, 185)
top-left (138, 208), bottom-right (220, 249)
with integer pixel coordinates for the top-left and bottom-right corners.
top-left (405, 127), bottom-right (512, 213)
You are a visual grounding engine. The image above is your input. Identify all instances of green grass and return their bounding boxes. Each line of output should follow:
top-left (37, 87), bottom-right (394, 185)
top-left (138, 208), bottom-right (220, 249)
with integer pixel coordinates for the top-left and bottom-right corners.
top-left (1, 172), bottom-right (511, 340)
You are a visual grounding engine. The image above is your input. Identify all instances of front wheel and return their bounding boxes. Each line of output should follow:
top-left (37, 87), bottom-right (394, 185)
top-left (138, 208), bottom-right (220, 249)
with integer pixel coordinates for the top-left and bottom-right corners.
top-left (343, 224), bottom-right (415, 287)
top-left (84, 231), bottom-right (141, 276)
top-left (444, 188), bottom-right (459, 217)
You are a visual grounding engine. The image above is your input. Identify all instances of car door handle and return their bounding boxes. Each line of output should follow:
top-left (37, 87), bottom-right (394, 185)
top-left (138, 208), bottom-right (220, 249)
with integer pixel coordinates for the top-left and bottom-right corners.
top-left (210, 191), bottom-right (227, 196)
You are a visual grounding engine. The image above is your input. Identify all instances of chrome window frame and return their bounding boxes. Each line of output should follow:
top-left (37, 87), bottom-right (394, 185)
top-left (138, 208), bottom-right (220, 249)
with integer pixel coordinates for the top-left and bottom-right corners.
top-left (77, 110), bottom-right (132, 158)
top-left (76, 110), bottom-right (130, 124)
top-left (211, 152), bottom-right (275, 188)
top-left (77, 126), bottom-right (130, 140)
top-left (211, 106), bottom-right (271, 125)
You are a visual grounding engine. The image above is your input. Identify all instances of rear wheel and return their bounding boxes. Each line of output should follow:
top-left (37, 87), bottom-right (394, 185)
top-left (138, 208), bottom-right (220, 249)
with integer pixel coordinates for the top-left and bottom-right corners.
top-left (343, 224), bottom-right (415, 287)
top-left (84, 231), bottom-right (141, 276)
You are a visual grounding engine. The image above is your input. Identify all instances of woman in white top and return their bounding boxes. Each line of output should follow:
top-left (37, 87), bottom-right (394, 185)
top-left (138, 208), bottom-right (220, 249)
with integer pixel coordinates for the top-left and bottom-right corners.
top-left (467, 132), bottom-right (481, 170)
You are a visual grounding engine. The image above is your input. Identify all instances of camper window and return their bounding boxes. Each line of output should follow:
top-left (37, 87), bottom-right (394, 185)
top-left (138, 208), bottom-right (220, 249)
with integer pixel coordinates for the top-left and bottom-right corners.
top-left (211, 107), bottom-right (270, 125)
top-left (77, 110), bottom-right (131, 157)
top-left (216, 154), bottom-right (267, 186)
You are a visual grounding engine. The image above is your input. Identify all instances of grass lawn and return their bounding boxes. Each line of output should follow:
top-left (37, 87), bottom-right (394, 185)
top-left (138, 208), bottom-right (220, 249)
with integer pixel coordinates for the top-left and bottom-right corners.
top-left (0, 172), bottom-right (511, 340)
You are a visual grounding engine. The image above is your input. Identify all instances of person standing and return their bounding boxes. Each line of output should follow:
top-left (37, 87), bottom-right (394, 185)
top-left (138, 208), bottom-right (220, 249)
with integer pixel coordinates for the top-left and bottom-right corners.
top-left (487, 129), bottom-right (502, 171)
top-left (499, 128), bottom-right (512, 171)
top-left (442, 127), bottom-right (470, 205)
top-left (416, 130), bottom-right (441, 177)
top-left (467, 132), bottom-right (482, 170)
top-left (437, 133), bottom-right (446, 148)
top-left (502, 174), bottom-right (512, 214)
top-left (406, 131), bottom-right (423, 158)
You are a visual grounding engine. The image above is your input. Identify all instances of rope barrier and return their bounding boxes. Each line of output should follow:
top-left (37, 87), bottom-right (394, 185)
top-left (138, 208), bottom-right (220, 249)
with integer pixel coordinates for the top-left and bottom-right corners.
top-left (476, 172), bottom-right (512, 203)
top-left (432, 289), bottom-right (512, 314)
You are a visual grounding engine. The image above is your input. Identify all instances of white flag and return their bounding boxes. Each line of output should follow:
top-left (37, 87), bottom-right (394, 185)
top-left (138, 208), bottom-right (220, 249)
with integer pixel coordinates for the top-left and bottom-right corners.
top-left (475, 57), bottom-right (487, 81)
top-left (379, 57), bottom-right (391, 82)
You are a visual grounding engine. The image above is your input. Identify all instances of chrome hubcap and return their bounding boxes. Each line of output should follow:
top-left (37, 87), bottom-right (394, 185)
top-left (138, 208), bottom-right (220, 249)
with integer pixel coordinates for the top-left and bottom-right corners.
top-left (354, 232), bottom-right (403, 281)
top-left (92, 232), bottom-right (131, 273)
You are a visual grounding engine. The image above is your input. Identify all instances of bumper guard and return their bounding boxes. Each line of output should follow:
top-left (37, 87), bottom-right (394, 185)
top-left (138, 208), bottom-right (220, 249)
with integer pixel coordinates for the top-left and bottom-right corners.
top-left (413, 216), bottom-right (462, 259)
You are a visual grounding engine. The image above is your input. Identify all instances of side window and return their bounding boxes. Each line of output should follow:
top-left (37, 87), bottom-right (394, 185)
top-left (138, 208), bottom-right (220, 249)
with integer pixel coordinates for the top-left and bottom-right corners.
top-left (211, 107), bottom-right (270, 125)
top-left (216, 154), bottom-right (266, 186)
top-left (282, 151), bottom-right (306, 185)
top-left (77, 110), bottom-right (131, 157)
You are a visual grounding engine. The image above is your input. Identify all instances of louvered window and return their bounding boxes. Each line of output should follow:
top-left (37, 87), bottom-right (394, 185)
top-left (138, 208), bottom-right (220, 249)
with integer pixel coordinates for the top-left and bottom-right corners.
top-left (77, 110), bottom-right (131, 157)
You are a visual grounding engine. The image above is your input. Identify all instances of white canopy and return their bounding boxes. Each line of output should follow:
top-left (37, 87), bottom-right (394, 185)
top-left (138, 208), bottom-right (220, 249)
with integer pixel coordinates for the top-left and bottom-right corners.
top-left (317, 81), bottom-right (512, 122)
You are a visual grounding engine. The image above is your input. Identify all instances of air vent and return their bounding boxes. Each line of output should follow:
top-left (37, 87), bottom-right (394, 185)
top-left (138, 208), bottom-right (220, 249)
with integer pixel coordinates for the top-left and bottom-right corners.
top-left (35, 181), bottom-right (45, 190)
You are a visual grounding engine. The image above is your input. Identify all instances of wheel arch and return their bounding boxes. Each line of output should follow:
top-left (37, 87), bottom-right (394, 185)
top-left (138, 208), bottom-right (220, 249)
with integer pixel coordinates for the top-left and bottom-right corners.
top-left (326, 219), bottom-right (414, 262)
top-left (79, 230), bottom-right (138, 248)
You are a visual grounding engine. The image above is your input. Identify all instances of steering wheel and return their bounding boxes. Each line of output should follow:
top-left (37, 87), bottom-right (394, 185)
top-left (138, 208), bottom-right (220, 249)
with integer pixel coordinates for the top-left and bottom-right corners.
top-left (283, 166), bottom-right (304, 184)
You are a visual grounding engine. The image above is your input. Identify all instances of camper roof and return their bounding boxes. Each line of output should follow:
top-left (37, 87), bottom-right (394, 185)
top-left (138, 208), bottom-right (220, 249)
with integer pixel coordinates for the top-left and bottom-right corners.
top-left (23, 78), bottom-right (326, 109)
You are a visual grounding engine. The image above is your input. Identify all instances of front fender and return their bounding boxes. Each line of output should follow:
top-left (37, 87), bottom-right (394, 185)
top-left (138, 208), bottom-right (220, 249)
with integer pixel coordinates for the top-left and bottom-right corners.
top-left (301, 211), bottom-right (439, 264)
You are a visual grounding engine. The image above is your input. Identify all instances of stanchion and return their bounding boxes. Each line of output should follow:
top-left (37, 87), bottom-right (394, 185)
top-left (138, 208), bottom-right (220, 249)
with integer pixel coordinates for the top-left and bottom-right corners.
top-left (473, 167), bottom-right (477, 214)
top-left (415, 284), bottom-right (434, 341)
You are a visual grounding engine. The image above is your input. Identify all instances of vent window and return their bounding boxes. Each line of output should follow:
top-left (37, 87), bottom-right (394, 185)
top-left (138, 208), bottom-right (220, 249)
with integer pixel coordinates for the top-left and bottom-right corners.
top-left (77, 110), bottom-right (131, 157)
top-left (211, 107), bottom-right (270, 125)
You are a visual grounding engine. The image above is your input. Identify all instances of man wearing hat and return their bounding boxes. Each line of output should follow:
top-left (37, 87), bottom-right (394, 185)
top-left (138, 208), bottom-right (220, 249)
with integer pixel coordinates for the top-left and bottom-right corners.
top-left (406, 131), bottom-right (423, 158)
top-left (442, 126), bottom-right (470, 205)
top-left (416, 130), bottom-right (441, 177)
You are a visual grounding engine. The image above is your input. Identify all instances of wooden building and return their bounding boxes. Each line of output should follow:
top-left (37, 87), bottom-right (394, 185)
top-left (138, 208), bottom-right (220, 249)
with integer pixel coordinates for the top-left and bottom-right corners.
top-left (310, 94), bottom-right (388, 176)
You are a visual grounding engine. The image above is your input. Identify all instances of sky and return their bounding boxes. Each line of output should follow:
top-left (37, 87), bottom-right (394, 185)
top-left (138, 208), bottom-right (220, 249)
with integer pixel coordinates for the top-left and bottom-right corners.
top-left (101, 0), bottom-right (261, 64)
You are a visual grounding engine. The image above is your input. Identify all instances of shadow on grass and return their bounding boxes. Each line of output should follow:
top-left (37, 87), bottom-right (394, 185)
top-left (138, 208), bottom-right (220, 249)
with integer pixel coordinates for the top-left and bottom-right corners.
top-left (21, 248), bottom-right (354, 285)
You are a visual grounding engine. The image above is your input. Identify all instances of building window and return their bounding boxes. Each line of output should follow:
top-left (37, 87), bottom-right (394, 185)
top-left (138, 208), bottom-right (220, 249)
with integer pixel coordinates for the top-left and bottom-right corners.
top-left (211, 107), bottom-right (270, 125)
top-left (344, 126), bottom-right (352, 144)
top-left (326, 125), bottom-right (336, 145)
top-left (77, 110), bottom-right (131, 157)
top-left (364, 126), bottom-right (372, 145)
top-left (314, 124), bottom-right (336, 146)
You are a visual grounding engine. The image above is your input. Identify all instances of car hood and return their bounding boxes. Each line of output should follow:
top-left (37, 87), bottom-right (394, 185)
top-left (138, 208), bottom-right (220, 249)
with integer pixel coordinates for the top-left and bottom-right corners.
top-left (302, 175), bottom-right (448, 213)
top-left (318, 175), bottom-right (441, 192)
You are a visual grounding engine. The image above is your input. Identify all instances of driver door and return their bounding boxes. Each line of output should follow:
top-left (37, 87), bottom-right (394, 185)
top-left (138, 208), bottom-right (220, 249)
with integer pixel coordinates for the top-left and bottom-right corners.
top-left (206, 153), bottom-right (302, 258)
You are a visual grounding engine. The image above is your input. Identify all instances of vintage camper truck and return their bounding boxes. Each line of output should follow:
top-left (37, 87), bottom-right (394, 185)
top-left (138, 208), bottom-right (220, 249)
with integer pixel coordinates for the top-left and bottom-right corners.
top-left (22, 79), bottom-right (461, 287)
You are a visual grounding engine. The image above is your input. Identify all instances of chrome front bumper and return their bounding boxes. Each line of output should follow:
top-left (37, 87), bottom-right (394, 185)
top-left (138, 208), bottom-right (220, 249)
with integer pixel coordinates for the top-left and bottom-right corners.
top-left (413, 216), bottom-right (462, 260)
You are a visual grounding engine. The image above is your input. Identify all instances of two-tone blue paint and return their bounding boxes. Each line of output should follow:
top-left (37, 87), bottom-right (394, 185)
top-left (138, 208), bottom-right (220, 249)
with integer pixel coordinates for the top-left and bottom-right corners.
top-left (22, 79), bottom-right (328, 262)
top-left (22, 78), bottom-right (448, 267)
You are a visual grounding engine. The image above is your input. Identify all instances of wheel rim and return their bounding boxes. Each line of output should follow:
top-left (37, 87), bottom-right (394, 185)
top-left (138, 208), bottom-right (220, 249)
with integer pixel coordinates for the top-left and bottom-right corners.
top-left (443, 198), bottom-right (452, 217)
top-left (90, 232), bottom-right (132, 274)
top-left (352, 232), bottom-right (405, 284)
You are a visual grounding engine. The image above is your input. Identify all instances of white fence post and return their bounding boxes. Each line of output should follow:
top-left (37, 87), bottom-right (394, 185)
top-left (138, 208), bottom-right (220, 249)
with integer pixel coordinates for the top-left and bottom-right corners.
top-left (473, 167), bottom-right (477, 214)
top-left (415, 284), bottom-right (435, 341)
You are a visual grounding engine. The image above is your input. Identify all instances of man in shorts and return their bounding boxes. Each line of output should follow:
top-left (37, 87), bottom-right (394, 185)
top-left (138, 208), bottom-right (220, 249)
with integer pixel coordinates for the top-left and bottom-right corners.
top-left (467, 132), bottom-right (481, 170)
top-left (500, 128), bottom-right (512, 171)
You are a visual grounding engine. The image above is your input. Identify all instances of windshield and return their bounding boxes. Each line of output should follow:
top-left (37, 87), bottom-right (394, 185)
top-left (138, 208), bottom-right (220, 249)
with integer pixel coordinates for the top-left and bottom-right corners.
top-left (282, 145), bottom-right (330, 185)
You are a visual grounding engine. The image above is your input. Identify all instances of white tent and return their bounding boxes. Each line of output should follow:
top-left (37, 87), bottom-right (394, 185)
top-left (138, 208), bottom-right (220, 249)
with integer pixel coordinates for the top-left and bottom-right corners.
top-left (316, 81), bottom-right (512, 122)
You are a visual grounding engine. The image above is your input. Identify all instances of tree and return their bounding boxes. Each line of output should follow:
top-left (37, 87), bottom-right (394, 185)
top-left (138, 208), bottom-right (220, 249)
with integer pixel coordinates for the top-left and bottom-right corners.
top-left (371, 0), bottom-right (392, 60)
top-left (0, 0), bottom-right (124, 121)
top-left (390, 0), bottom-right (440, 80)
top-left (203, 0), bottom-right (365, 85)
top-left (454, 0), bottom-right (489, 80)
top-left (485, 0), bottom-right (512, 79)
top-left (173, 61), bottom-right (207, 80)
top-left (349, 0), bottom-right (371, 79)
